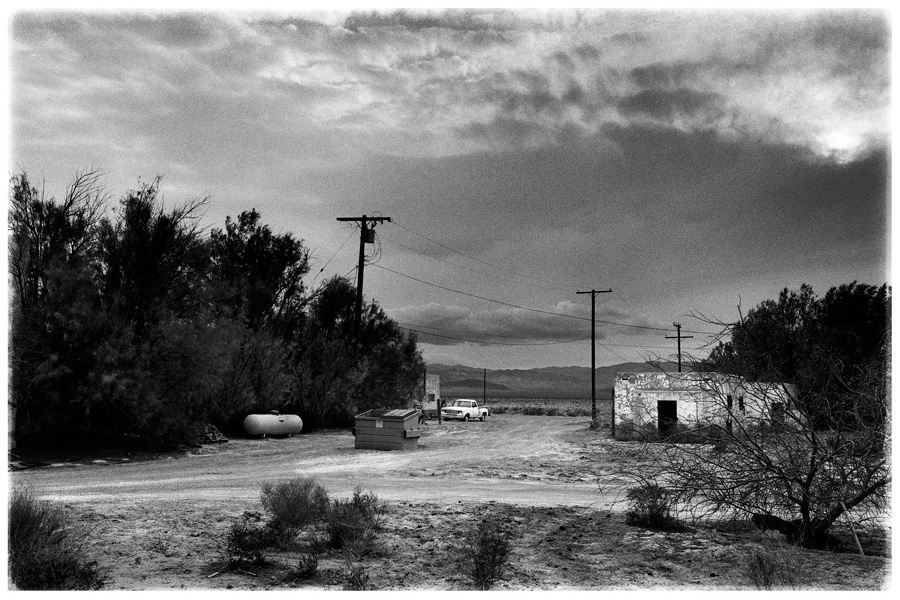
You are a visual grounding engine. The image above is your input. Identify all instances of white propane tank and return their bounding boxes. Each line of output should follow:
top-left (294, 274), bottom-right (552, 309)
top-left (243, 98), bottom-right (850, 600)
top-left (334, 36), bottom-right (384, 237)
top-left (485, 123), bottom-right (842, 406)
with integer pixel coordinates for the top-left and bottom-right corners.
top-left (242, 411), bottom-right (303, 437)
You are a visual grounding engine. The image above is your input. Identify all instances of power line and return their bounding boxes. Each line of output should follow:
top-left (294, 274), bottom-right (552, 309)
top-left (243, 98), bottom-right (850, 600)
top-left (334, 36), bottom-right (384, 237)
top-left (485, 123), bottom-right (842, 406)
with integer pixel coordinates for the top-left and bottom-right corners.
top-left (393, 219), bottom-right (721, 337)
top-left (398, 321), bottom-right (704, 350)
top-left (380, 234), bottom-right (565, 292)
top-left (310, 229), bottom-right (357, 285)
top-left (398, 326), bottom-right (587, 347)
top-left (372, 263), bottom-right (591, 322)
top-left (397, 321), bottom-right (590, 344)
top-left (594, 341), bottom-right (634, 364)
top-left (391, 218), bottom-right (572, 292)
top-left (372, 263), bottom-right (716, 335)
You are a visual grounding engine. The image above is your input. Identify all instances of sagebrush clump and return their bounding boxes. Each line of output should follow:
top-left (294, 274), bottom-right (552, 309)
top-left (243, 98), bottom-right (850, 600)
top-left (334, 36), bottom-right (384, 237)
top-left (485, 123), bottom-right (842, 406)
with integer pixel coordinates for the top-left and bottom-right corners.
top-left (286, 541), bottom-right (322, 582)
top-left (8, 488), bottom-right (105, 590)
top-left (745, 544), bottom-right (805, 589)
top-left (343, 561), bottom-right (373, 590)
top-left (326, 486), bottom-right (383, 555)
top-left (224, 518), bottom-right (274, 569)
top-left (461, 517), bottom-right (511, 590)
top-left (260, 477), bottom-right (330, 537)
top-left (624, 483), bottom-right (685, 531)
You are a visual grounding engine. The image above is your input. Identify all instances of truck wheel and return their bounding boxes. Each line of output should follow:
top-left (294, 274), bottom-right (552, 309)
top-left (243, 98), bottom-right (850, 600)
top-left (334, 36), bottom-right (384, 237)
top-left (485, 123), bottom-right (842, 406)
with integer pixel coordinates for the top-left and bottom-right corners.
top-left (480, 414), bottom-right (486, 421)
top-left (463, 414), bottom-right (469, 422)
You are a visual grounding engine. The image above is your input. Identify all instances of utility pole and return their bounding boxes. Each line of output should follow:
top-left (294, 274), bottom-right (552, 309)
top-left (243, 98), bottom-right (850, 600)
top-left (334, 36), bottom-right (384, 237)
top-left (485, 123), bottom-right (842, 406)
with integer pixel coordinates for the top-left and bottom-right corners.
top-left (577, 288), bottom-right (612, 423)
top-left (483, 368), bottom-right (486, 406)
top-left (665, 322), bottom-right (693, 373)
top-left (335, 215), bottom-right (392, 331)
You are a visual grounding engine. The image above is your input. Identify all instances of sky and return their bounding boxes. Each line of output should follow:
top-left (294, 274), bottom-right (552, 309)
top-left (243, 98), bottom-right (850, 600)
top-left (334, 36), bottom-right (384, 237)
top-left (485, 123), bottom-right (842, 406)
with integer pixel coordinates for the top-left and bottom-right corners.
top-left (6, 5), bottom-right (892, 370)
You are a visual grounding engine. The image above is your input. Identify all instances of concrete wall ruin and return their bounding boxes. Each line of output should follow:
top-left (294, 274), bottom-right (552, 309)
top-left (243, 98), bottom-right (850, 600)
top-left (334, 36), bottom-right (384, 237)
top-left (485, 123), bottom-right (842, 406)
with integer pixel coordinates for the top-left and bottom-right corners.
top-left (613, 371), bottom-right (792, 439)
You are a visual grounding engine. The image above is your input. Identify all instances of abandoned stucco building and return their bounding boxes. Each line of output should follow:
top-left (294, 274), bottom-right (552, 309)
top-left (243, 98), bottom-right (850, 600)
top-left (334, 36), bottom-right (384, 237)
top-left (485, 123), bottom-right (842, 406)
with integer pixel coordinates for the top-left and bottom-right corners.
top-left (613, 371), bottom-right (793, 439)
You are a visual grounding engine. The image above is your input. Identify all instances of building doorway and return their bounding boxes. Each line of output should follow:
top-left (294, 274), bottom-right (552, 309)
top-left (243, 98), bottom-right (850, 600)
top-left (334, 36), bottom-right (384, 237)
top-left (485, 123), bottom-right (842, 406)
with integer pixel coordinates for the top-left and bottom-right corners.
top-left (657, 401), bottom-right (677, 435)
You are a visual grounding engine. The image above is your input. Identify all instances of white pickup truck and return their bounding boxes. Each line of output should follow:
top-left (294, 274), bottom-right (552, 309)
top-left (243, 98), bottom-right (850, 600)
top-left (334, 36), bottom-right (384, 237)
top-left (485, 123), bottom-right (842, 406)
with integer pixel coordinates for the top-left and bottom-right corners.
top-left (440, 399), bottom-right (489, 422)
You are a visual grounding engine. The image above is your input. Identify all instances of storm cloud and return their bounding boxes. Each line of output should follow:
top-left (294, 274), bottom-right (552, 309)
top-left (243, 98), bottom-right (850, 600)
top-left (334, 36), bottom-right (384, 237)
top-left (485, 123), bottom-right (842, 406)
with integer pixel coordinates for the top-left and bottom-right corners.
top-left (10, 8), bottom-right (889, 368)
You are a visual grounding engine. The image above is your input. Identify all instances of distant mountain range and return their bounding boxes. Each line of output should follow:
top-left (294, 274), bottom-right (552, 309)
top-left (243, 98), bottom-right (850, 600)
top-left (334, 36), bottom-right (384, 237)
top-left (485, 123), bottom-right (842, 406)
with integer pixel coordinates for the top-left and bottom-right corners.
top-left (427, 361), bottom-right (681, 399)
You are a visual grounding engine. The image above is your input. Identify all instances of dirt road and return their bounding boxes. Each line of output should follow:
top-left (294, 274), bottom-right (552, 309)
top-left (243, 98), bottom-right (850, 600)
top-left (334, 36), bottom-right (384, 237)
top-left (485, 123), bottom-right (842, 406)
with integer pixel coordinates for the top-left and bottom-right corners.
top-left (11, 415), bottom-right (623, 509)
top-left (10, 414), bottom-right (889, 591)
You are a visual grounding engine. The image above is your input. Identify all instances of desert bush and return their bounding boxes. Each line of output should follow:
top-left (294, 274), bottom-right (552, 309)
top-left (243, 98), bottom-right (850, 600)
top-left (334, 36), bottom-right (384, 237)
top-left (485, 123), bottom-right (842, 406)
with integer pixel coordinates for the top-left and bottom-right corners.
top-left (522, 406), bottom-right (546, 416)
top-left (461, 517), bottom-right (511, 590)
top-left (491, 405), bottom-right (507, 414)
top-left (568, 407), bottom-right (592, 417)
top-left (624, 483), bottom-right (685, 531)
top-left (343, 561), bottom-right (373, 590)
top-left (293, 544), bottom-right (322, 581)
top-left (8, 488), bottom-right (105, 590)
top-left (260, 477), bottom-right (330, 535)
top-left (326, 487), bottom-right (383, 555)
top-left (224, 518), bottom-right (274, 570)
top-left (545, 406), bottom-right (560, 416)
top-left (745, 545), bottom-right (805, 589)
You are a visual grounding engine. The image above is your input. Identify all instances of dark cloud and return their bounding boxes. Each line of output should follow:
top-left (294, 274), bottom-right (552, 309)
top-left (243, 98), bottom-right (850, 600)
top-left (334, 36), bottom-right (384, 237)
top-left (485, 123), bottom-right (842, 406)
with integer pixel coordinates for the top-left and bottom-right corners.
top-left (809, 11), bottom-right (889, 61)
top-left (319, 121), bottom-right (887, 321)
top-left (573, 43), bottom-right (601, 61)
top-left (258, 17), bottom-right (332, 34)
top-left (343, 9), bottom-right (507, 34)
top-left (11, 10), bottom-right (889, 368)
top-left (630, 62), bottom-right (693, 89)
top-left (457, 116), bottom-right (557, 150)
top-left (596, 123), bottom-right (889, 280)
top-left (14, 12), bottom-right (227, 50)
top-left (618, 88), bottom-right (721, 121)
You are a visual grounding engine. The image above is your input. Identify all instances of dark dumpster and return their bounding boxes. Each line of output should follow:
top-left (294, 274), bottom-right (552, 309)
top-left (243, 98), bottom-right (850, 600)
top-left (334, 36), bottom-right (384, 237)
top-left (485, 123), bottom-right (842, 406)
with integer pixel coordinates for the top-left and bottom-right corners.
top-left (354, 408), bottom-right (422, 451)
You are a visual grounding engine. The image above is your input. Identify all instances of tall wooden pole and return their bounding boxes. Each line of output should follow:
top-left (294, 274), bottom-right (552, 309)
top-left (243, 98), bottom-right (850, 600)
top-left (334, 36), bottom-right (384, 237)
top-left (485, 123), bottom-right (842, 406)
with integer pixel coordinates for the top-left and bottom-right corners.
top-left (336, 215), bottom-right (391, 331)
top-left (577, 288), bottom-right (612, 422)
top-left (665, 322), bottom-right (693, 373)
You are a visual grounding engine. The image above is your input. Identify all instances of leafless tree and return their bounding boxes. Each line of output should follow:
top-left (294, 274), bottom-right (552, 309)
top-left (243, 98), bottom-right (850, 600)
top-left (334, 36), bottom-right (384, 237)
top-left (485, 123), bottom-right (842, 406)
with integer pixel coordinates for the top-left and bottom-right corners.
top-left (625, 303), bottom-right (889, 550)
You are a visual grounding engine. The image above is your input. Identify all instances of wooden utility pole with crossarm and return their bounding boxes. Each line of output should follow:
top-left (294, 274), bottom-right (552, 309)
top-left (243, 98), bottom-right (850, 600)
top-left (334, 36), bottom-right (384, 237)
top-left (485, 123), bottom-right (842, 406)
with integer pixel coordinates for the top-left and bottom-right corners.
top-left (336, 215), bottom-right (391, 331)
top-left (577, 288), bottom-right (612, 423)
top-left (666, 322), bottom-right (693, 373)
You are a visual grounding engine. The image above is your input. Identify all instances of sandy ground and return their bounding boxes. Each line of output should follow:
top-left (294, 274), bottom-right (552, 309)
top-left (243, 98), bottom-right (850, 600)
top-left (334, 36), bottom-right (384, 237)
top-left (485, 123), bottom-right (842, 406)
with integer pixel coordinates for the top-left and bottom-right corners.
top-left (8, 414), bottom-right (891, 590)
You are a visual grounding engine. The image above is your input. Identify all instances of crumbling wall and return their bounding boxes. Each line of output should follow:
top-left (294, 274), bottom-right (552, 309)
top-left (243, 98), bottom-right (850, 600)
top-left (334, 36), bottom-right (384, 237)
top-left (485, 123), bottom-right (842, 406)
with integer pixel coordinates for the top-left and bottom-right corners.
top-left (613, 372), bottom-right (713, 439)
top-left (613, 372), bottom-right (793, 440)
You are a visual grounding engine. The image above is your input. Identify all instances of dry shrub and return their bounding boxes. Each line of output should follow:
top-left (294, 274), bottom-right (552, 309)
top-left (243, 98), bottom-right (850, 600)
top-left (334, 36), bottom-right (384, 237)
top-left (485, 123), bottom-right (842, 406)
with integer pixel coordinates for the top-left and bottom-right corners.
top-left (260, 477), bottom-right (330, 535)
top-left (624, 483), bottom-right (685, 532)
top-left (289, 541), bottom-right (322, 582)
top-left (326, 486), bottom-right (383, 556)
top-left (745, 544), bottom-right (805, 589)
top-left (567, 407), bottom-right (592, 417)
top-left (224, 518), bottom-right (273, 569)
top-left (343, 561), bottom-right (373, 590)
top-left (8, 488), bottom-right (105, 590)
top-left (461, 517), bottom-right (511, 590)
